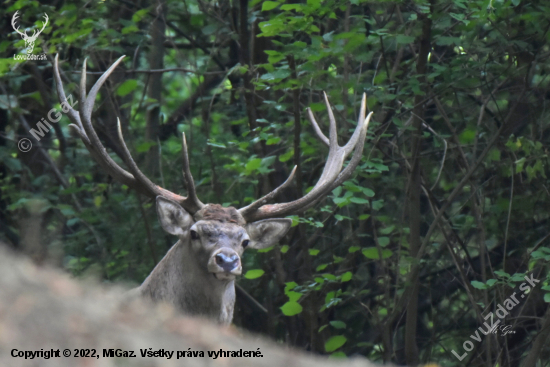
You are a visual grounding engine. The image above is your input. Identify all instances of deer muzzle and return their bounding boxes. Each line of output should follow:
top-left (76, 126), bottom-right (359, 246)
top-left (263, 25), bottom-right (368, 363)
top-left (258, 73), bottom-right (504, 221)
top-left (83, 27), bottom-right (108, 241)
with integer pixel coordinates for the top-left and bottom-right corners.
top-left (208, 249), bottom-right (241, 280)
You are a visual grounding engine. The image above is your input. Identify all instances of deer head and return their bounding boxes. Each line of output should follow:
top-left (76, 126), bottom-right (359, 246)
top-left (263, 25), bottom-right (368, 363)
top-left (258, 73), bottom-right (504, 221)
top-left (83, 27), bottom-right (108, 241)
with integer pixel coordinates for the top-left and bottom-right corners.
top-left (52, 55), bottom-right (372, 324)
top-left (12, 11), bottom-right (48, 54)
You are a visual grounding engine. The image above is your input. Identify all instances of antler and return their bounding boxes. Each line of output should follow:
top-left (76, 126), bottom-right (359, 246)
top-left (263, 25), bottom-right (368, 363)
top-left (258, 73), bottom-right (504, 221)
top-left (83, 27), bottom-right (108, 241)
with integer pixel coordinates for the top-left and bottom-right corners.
top-left (35, 13), bottom-right (48, 37)
top-left (52, 55), bottom-right (204, 214)
top-left (11, 11), bottom-right (27, 38)
top-left (239, 93), bottom-right (372, 222)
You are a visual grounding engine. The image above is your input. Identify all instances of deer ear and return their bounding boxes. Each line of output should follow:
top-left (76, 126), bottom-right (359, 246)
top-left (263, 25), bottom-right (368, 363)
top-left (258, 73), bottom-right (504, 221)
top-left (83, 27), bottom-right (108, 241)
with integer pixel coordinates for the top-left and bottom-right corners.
top-left (245, 219), bottom-right (292, 249)
top-left (156, 196), bottom-right (193, 236)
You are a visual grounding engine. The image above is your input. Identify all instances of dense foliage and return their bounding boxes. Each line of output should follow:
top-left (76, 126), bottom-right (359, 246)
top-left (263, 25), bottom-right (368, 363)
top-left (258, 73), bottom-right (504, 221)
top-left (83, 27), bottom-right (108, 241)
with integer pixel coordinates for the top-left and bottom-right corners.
top-left (1, 0), bottom-right (550, 365)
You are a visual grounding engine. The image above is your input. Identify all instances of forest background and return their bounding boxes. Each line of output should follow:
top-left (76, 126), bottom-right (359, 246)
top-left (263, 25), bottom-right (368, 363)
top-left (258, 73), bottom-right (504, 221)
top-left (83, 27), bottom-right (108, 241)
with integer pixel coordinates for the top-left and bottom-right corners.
top-left (1, 0), bottom-right (549, 366)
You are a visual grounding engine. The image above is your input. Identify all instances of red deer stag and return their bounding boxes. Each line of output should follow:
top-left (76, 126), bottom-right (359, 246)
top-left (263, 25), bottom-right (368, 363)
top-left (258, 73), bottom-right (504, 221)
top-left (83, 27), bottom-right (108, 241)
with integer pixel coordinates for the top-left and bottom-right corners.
top-left (52, 55), bottom-right (372, 324)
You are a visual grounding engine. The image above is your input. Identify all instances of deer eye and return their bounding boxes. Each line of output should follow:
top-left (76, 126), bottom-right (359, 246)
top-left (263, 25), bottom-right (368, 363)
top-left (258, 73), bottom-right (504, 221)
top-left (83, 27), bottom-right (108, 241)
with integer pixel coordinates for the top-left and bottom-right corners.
top-left (190, 230), bottom-right (199, 240)
top-left (242, 240), bottom-right (250, 248)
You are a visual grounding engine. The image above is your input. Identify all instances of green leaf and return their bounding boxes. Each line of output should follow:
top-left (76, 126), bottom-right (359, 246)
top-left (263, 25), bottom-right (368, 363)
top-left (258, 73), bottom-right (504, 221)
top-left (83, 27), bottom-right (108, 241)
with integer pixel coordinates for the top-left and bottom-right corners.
top-left (281, 3), bottom-right (302, 11)
top-left (257, 245), bottom-right (274, 253)
top-left (356, 342), bottom-right (372, 347)
top-left (244, 269), bottom-right (265, 279)
top-left (459, 128), bottom-right (476, 144)
top-left (281, 301), bottom-right (303, 316)
top-left (116, 79), bottom-right (138, 97)
top-left (511, 273), bottom-right (525, 282)
top-left (262, 1), bottom-right (280, 11)
top-left (362, 187), bottom-right (375, 197)
top-left (350, 197), bottom-right (369, 204)
top-left (436, 36), bottom-right (461, 46)
top-left (307, 0), bottom-right (320, 8)
top-left (121, 25), bottom-right (139, 34)
top-left (340, 271), bottom-right (352, 282)
top-left (245, 158), bottom-right (262, 172)
top-left (59, 207), bottom-right (76, 216)
top-left (325, 335), bottom-right (347, 352)
top-left (287, 291), bottom-right (302, 302)
top-left (260, 69), bottom-right (291, 80)
top-left (285, 281), bottom-right (298, 292)
top-left (132, 9), bottom-right (149, 22)
top-left (488, 148), bottom-right (501, 162)
top-left (207, 141), bottom-right (226, 149)
top-left (530, 250), bottom-right (549, 260)
top-left (329, 352), bottom-right (347, 358)
top-left (335, 214), bottom-right (352, 221)
top-left (67, 218), bottom-right (79, 226)
top-left (309, 249), bottom-right (320, 256)
top-left (136, 141), bottom-right (156, 153)
top-left (515, 157), bottom-right (526, 174)
top-left (202, 24), bottom-right (218, 35)
top-left (266, 137), bottom-right (281, 145)
top-left (378, 237), bottom-right (390, 247)
top-left (372, 200), bottom-right (384, 210)
top-left (330, 321), bottom-right (346, 329)
top-left (494, 270), bottom-right (510, 278)
top-left (362, 247), bottom-right (392, 259)
top-left (279, 149), bottom-right (294, 162)
top-left (545, 293), bottom-right (550, 303)
top-left (378, 226), bottom-right (394, 235)
top-left (471, 280), bottom-right (487, 289)
top-left (396, 35), bottom-right (415, 44)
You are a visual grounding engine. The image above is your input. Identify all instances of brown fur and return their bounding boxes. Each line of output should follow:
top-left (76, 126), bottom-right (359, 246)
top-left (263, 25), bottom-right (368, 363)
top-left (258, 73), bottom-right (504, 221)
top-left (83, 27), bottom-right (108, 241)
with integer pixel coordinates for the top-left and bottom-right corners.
top-left (194, 204), bottom-right (246, 226)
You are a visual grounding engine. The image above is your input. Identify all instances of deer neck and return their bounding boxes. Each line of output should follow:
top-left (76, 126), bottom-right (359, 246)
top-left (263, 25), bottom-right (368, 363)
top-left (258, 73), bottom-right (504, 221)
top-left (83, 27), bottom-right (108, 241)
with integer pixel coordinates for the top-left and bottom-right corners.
top-left (138, 239), bottom-right (236, 324)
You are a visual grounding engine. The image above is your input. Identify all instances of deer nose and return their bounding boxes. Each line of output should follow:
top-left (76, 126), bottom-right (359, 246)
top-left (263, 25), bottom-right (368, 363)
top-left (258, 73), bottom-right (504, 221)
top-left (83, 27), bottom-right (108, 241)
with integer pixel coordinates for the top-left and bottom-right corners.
top-left (215, 253), bottom-right (240, 272)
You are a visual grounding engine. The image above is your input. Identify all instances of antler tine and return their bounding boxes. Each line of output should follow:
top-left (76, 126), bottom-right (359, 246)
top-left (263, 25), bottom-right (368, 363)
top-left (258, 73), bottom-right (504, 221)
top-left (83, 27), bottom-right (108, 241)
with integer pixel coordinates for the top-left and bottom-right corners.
top-left (53, 55), bottom-right (200, 212)
top-left (299, 111), bottom-right (373, 214)
top-left (181, 133), bottom-right (205, 212)
top-left (341, 93), bottom-right (368, 156)
top-left (81, 56), bottom-right (126, 121)
top-left (239, 94), bottom-right (372, 222)
top-left (323, 92), bottom-right (338, 152)
top-left (80, 58), bottom-right (88, 110)
top-left (238, 165), bottom-right (297, 217)
top-left (115, 119), bottom-right (192, 206)
top-left (53, 54), bottom-right (87, 142)
top-left (115, 118), bottom-right (160, 196)
top-left (358, 93), bottom-right (367, 126)
top-left (69, 56), bottom-right (142, 190)
top-left (306, 108), bottom-right (329, 147)
top-left (307, 93), bottom-right (356, 191)
top-left (327, 111), bottom-right (372, 193)
top-left (63, 56), bottom-right (144, 188)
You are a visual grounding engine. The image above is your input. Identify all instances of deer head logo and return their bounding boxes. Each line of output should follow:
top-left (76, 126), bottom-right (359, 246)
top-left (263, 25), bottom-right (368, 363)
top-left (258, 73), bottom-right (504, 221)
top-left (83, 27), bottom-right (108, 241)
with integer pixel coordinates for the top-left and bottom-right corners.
top-left (11, 11), bottom-right (49, 54)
